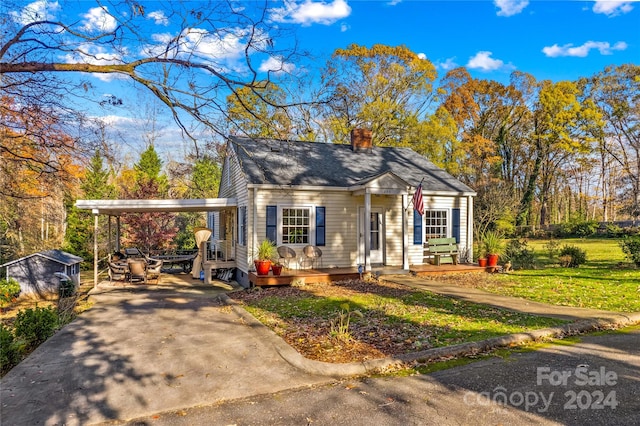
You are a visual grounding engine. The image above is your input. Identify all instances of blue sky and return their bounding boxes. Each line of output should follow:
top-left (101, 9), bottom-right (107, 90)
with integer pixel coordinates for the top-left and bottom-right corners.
top-left (8, 0), bottom-right (639, 161)
top-left (287, 0), bottom-right (637, 83)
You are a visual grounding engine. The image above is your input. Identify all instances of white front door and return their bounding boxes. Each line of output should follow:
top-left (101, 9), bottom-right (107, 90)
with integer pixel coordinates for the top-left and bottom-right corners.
top-left (358, 207), bottom-right (385, 266)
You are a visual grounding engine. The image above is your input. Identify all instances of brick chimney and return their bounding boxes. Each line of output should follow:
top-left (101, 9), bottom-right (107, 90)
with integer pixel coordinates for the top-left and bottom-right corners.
top-left (351, 128), bottom-right (372, 152)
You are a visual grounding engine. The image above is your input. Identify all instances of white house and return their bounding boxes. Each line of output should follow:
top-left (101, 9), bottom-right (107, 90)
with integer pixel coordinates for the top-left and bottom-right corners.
top-left (212, 129), bottom-right (476, 287)
top-left (76, 130), bottom-right (476, 288)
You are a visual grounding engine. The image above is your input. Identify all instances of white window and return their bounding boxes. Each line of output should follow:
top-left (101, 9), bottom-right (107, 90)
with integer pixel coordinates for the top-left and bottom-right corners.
top-left (424, 210), bottom-right (448, 239)
top-left (282, 207), bottom-right (310, 244)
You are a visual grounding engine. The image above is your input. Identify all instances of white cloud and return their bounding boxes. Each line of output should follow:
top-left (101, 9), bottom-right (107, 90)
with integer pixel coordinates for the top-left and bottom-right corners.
top-left (148, 10), bottom-right (169, 26)
top-left (10, 0), bottom-right (60, 25)
top-left (82, 6), bottom-right (117, 32)
top-left (437, 57), bottom-right (459, 71)
top-left (181, 27), bottom-right (246, 61)
top-left (387, 0), bottom-right (403, 5)
top-left (542, 41), bottom-right (628, 57)
top-left (259, 56), bottom-right (296, 74)
top-left (466, 51), bottom-right (514, 72)
top-left (340, 23), bottom-right (350, 32)
top-left (494, 0), bottom-right (529, 17)
top-left (269, 0), bottom-right (352, 26)
top-left (592, 1), bottom-right (636, 16)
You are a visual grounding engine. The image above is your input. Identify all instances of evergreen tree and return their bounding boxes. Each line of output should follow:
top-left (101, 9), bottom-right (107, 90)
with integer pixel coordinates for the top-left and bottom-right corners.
top-left (134, 145), bottom-right (169, 196)
top-left (63, 151), bottom-right (115, 263)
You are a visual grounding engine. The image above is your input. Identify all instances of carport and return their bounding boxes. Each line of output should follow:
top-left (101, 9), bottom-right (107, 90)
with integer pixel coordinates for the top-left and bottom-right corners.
top-left (75, 198), bottom-right (237, 287)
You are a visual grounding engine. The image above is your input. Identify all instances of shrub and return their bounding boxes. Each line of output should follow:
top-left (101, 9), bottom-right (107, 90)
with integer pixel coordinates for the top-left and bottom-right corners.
top-left (620, 236), bottom-right (640, 267)
top-left (558, 245), bottom-right (587, 268)
top-left (0, 278), bottom-right (20, 305)
top-left (58, 279), bottom-right (76, 298)
top-left (573, 220), bottom-right (599, 238)
top-left (555, 219), bottom-right (598, 238)
top-left (544, 239), bottom-right (560, 260)
top-left (604, 223), bottom-right (624, 238)
top-left (13, 306), bottom-right (59, 349)
top-left (0, 324), bottom-right (21, 374)
top-left (504, 239), bottom-right (536, 269)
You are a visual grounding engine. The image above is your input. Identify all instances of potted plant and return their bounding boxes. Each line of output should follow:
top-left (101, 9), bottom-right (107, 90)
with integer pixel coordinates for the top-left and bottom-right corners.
top-left (254, 240), bottom-right (277, 276)
top-left (271, 261), bottom-right (283, 276)
top-left (476, 244), bottom-right (488, 267)
top-left (482, 231), bottom-right (504, 268)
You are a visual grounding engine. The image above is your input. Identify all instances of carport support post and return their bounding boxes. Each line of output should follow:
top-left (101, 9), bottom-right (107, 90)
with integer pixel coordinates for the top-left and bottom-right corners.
top-left (93, 209), bottom-right (99, 289)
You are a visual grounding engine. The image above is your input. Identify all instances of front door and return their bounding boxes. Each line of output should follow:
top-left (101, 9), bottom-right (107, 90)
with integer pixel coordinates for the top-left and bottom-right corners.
top-left (358, 207), bottom-right (385, 266)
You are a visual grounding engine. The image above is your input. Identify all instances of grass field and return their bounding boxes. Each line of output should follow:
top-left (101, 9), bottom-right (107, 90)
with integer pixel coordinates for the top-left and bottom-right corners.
top-left (468, 238), bottom-right (640, 312)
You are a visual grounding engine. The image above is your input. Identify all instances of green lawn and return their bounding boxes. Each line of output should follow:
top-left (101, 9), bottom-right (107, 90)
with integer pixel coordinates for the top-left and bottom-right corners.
top-left (479, 238), bottom-right (640, 312)
top-left (232, 281), bottom-right (566, 363)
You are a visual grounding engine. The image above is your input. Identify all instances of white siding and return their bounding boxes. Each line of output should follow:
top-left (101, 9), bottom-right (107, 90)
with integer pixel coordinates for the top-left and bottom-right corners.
top-left (408, 195), bottom-right (471, 265)
top-left (219, 146), bottom-right (251, 280)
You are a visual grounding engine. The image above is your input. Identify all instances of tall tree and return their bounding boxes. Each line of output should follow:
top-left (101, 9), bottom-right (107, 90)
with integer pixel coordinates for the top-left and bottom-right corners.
top-left (0, 0), bottom-right (303, 175)
top-left (322, 44), bottom-right (437, 146)
top-left (120, 145), bottom-right (176, 252)
top-left (63, 151), bottom-right (116, 261)
top-left (582, 64), bottom-right (640, 223)
top-left (226, 83), bottom-right (293, 139)
top-left (517, 80), bottom-right (596, 226)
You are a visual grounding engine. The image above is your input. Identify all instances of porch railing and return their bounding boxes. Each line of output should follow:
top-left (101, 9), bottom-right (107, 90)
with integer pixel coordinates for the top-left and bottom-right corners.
top-left (205, 239), bottom-right (234, 262)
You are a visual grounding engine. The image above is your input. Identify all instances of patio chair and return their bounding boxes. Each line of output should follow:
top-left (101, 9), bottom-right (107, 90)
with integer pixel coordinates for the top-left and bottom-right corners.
top-left (301, 245), bottom-right (322, 269)
top-left (146, 258), bottom-right (163, 285)
top-left (108, 262), bottom-right (128, 284)
top-left (127, 259), bottom-right (147, 284)
top-left (277, 246), bottom-right (297, 270)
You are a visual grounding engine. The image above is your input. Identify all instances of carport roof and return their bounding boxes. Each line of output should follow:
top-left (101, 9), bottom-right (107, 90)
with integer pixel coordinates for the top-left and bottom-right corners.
top-left (75, 198), bottom-right (237, 215)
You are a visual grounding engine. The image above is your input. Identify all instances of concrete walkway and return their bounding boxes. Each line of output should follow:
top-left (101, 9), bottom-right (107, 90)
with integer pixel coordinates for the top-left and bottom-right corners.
top-left (0, 284), bottom-right (336, 426)
top-left (2, 276), bottom-right (639, 425)
top-left (384, 275), bottom-right (636, 322)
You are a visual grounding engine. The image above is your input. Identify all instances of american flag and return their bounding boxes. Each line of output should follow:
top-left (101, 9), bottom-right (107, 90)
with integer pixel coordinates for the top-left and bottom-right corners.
top-left (413, 183), bottom-right (424, 216)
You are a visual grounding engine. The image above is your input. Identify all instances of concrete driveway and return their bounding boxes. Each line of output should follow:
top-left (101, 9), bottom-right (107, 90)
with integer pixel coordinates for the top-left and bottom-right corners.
top-left (0, 284), bottom-right (334, 426)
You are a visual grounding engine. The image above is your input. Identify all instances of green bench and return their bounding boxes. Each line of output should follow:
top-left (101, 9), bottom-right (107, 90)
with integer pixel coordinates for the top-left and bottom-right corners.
top-left (424, 237), bottom-right (459, 266)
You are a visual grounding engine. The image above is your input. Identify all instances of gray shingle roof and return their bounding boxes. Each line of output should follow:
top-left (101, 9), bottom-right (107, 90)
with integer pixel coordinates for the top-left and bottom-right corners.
top-left (230, 136), bottom-right (475, 194)
top-left (0, 249), bottom-right (83, 268)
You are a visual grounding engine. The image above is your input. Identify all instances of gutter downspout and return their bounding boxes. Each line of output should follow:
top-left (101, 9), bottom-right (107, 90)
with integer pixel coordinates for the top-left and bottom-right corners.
top-left (467, 195), bottom-right (474, 260)
top-left (253, 187), bottom-right (258, 268)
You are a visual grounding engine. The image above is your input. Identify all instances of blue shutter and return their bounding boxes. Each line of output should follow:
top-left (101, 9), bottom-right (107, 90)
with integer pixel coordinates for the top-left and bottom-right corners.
top-left (413, 209), bottom-right (422, 245)
top-left (236, 208), bottom-right (239, 244)
top-left (316, 207), bottom-right (326, 246)
top-left (452, 208), bottom-right (461, 243)
top-left (266, 205), bottom-right (277, 243)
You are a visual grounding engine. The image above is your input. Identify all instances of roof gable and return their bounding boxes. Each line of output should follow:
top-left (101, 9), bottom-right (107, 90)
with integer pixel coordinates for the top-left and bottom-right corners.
top-left (1, 249), bottom-right (83, 268)
top-left (229, 136), bottom-right (475, 195)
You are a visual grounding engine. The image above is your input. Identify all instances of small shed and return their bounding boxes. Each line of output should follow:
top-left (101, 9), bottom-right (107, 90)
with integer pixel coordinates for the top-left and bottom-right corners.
top-left (1, 250), bottom-right (83, 298)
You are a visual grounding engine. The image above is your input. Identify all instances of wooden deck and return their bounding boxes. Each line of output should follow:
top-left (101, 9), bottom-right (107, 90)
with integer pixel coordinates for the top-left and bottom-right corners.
top-left (249, 263), bottom-right (486, 286)
top-left (249, 267), bottom-right (363, 286)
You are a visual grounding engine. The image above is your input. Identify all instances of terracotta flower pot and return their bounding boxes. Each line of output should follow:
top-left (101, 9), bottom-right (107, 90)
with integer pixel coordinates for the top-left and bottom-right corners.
top-left (254, 260), bottom-right (271, 276)
top-left (487, 254), bottom-right (499, 267)
top-left (271, 264), bottom-right (283, 276)
top-left (478, 258), bottom-right (488, 267)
